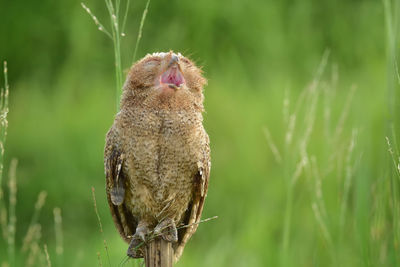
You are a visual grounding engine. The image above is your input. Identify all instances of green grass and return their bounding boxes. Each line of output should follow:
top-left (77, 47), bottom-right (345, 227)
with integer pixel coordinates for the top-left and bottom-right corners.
top-left (81, 0), bottom-right (150, 111)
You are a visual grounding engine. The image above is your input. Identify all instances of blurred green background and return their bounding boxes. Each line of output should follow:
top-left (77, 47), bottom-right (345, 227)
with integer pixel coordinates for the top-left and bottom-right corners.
top-left (1, 0), bottom-right (399, 266)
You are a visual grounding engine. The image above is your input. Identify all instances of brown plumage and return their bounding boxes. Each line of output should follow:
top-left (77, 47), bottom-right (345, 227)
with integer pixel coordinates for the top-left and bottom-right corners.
top-left (104, 51), bottom-right (210, 262)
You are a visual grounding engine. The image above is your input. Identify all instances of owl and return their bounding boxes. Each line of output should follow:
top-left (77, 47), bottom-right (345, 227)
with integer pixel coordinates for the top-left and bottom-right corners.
top-left (104, 51), bottom-right (211, 262)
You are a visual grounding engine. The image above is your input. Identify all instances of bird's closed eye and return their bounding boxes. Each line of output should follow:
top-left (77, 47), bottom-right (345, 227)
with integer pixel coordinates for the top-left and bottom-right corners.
top-left (144, 57), bottom-right (161, 64)
top-left (143, 59), bottom-right (161, 71)
top-left (180, 58), bottom-right (192, 66)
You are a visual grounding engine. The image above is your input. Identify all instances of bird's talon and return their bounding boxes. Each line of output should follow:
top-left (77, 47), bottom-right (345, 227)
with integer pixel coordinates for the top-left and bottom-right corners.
top-left (154, 218), bottom-right (178, 243)
top-left (127, 234), bottom-right (145, 258)
top-left (127, 223), bottom-right (149, 258)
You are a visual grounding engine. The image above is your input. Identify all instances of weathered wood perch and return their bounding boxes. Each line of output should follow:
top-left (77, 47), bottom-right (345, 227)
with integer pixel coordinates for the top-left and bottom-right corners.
top-left (144, 238), bottom-right (173, 267)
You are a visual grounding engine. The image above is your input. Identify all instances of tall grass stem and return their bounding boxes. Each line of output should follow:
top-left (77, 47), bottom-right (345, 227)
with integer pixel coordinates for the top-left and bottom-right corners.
top-left (7, 159), bottom-right (18, 267)
top-left (0, 61), bottom-right (9, 242)
top-left (44, 244), bottom-right (51, 267)
top-left (91, 187), bottom-right (111, 267)
top-left (53, 207), bottom-right (64, 265)
top-left (132, 0), bottom-right (150, 63)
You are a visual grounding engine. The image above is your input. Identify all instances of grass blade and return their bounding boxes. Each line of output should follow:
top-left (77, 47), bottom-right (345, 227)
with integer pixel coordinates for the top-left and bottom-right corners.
top-left (91, 187), bottom-right (111, 267)
top-left (7, 158), bottom-right (18, 267)
top-left (132, 0), bottom-right (150, 63)
top-left (81, 3), bottom-right (112, 39)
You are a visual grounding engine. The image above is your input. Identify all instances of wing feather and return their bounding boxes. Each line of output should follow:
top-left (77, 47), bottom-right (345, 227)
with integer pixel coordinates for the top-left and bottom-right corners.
top-left (105, 130), bottom-right (138, 244)
top-left (174, 134), bottom-right (211, 261)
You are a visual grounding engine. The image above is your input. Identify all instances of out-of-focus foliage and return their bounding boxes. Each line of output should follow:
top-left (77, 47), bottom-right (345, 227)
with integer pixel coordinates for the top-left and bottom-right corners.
top-left (0, 0), bottom-right (399, 266)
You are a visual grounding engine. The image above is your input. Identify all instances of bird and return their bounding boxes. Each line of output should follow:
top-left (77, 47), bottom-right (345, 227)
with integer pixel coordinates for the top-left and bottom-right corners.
top-left (104, 51), bottom-right (211, 262)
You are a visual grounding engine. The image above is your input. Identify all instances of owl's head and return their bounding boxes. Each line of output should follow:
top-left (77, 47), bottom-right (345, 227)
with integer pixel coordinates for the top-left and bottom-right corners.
top-left (122, 51), bottom-right (207, 111)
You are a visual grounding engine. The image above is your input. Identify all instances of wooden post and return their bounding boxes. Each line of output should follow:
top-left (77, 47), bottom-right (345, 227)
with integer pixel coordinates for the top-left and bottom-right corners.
top-left (144, 238), bottom-right (173, 267)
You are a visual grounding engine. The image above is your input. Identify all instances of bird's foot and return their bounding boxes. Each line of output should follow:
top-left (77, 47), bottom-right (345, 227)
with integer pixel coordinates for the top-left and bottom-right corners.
top-left (153, 218), bottom-right (178, 243)
top-left (127, 223), bottom-right (149, 258)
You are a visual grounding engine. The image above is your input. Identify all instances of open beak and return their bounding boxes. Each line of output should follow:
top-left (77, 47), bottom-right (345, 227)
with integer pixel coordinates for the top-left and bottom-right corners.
top-left (160, 55), bottom-right (184, 90)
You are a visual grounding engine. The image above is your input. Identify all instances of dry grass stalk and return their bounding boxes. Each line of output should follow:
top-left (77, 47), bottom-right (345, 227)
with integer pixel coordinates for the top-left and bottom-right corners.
top-left (323, 85), bottom-right (357, 178)
top-left (322, 82), bottom-right (332, 140)
top-left (120, 0), bottom-right (131, 36)
top-left (283, 50), bottom-right (329, 152)
top-left (91, 188), bottom-right (104, 232)
top-left (177, 215), bottom-right (218, 230)
top-left (311, 203), bottom-right (333, 247)
top-left (285, 114), bottom-right (296, 147)
top-left (300, 86), bottom-right (319, 152)
top-left (322, 64), bottom-right (338, 140)
top-left (37, 246), bottom-right (47, 267)
top-left (311, 156), bottom-right (327, 219)
top-left (0, 205), bottom-right (7, 240)
top-left (132, 0), bottom-right (150, 62)
top-left (386, 136), bottom-right (400, 178)
top-left (26, 243), bottom-right (40, 267)
top-left (0, 61), bottom-right (59, 267)
top-left (44, 244), bottom-right (51, 267)
top-left (292, 49), bottom-right (329, 118)
top-left (309, 155), bottom-right (336, 261)
top-left (263, 127), bottom-right (282, 163)
top-left (53, 207), bottom-right (64, 256)
top-left (0, 61), bottom-right (9, 242)
top-left (97, 252), bottom-right (103, 267)
top-left (339, 129), bottom-right (358, 233)
top-left (283, 86), bottom-right (290, 125)
top-left (7, 158), bottom-right (18, 266)
top-left (91, 187), bottom-right (111, 266)
top-left (0, 61), bottom-right (9, 179)
top-left (81, 3), bottom-right (112, 38)
top-left (25, 224), bottom-right (42, 267)
top-left (22, 224), bottom-right (41, 252)
top-left (291, 157), bottom-right (307, 186)
top-left (278, 52), bottom-right (330, 255)
top-left (22, 191), bottom-right (47, 252)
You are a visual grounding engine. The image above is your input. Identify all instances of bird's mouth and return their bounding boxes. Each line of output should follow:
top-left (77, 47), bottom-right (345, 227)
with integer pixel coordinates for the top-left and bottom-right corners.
top-left (160, 57), bottom-right (184, 90)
